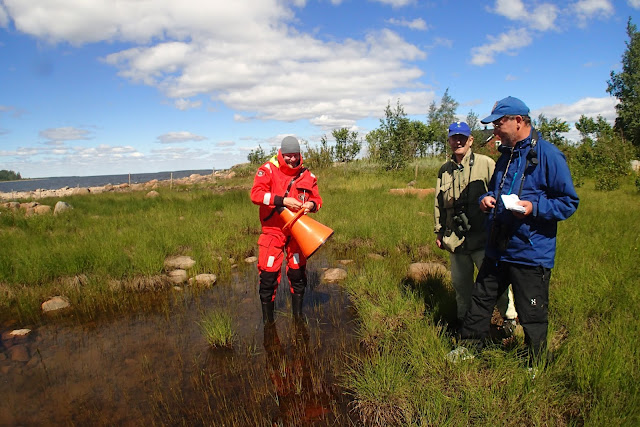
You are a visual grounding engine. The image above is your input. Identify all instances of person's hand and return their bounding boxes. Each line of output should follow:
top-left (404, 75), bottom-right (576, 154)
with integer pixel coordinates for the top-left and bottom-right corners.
top-left (435, 234), bottom-right (444, 250)
top-left (513, 200), bottom-right (533, 218)
top-left (301, 201), bottom-right (315, 213)
top-left (480, 196), bottom-right (496, 212)
top-left (284, 197), bottom-right (302, 211)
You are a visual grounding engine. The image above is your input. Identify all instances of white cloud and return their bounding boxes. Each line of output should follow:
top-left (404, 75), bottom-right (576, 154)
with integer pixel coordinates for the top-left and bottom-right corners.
top-left (492, 0), bottom-right (527, 20)
top-left (534, 96), bottom-right (618, 123)
top-left (490, 1), bottom-right (557, 30)
top-left (629, 0), bottom-right (640, 9)
top-left (470, 28), bottom-right (533, 65)
top-left (0, 4), bottom-right (8, 28)
top-left (2, 1), bottom-right (427, 126)
top-left (174, 98), bottom-right (202, 110)
top-left (157, 131), bottom-right (207, 144)
top-left (531, 4), bottom-right (558, 31)
top-left (39, 127), bottom-right (93, 141)
top-left (372, 0), bottom-right (415, 7)
top-left (386, 18), bottom-right (428, 31)
top-left (1, 0), bottom-right (293, 45)
top-left (309, 115), bottom-right (357, 131)
top-left (572, 0), bottom-right (614, 26)
top-left (216, 141), bottom-right (235, 147)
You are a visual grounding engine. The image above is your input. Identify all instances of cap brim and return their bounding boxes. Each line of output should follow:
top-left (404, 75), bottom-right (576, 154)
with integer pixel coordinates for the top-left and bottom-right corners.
top-left (448, 131), bottom-right (470, 137)
top-left (480, 113), bottom-right (503, 124)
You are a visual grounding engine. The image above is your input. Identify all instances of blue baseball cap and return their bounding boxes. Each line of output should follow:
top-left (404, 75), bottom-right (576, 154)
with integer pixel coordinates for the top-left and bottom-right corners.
top-left (448, 121), bottom-right (471, 137)
top-left (480, 96), bottom-right (530, 124)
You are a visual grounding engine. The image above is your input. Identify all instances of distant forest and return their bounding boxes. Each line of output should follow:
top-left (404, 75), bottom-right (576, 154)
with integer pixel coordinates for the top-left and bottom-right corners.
top-left (0, 170), bottom-right (22, 181)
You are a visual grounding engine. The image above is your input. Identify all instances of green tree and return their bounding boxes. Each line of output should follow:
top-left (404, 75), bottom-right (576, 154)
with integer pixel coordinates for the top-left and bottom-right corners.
top-left (0, 170), bottom-right (22, 181)
top-left (535, 114), bottom-right (570, 147)
top-left (377, 100), bottom-right (415, 170)
top-left (569, 115), bottom-right (633, 190)
top-left (303, 137), bottom-right (334, 169)
top-left (607, 18), bottom-right (640, 148)
top-left (332, 128), bottom-right (361, 162)
top-left (575, 114), bottom-right (614, 143)
top-left (411, 120), bottom-right (435, 157)
top-left (365, 128), bottom-right (385, 162)
top-left (426, 88), bottom-right (459, 154)
top-left (247, 145), bottom-right (268, 165)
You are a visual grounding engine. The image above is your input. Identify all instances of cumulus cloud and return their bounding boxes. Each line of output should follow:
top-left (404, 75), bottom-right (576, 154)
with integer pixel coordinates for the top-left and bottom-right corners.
top-left (531, 4), bottom-right (559, 31)
top-left (156, 131), bottom-right (207, 144)
top-left (572, 0), bottom-right (614, 25)
top-left (473, 1), bottom-right (558, 65)
top-left (491, 0), bottom-right (528, 20)
top-left (39, 127), bottom-right (93, 142)
top-left (386, 18), bottom-right (428, 31)
top-left (535, 96), bottom-right (618, 123)
top-left (630, 0), bottom-right (640, 8)
top-left (2, 1), bottom-right (430, 126)
top-left (471, 28), bottom-right (533, 65)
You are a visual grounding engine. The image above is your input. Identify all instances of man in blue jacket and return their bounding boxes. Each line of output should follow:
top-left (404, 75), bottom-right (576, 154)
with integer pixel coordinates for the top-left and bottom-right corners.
top-left (457, 96), bottom-right (579, 363)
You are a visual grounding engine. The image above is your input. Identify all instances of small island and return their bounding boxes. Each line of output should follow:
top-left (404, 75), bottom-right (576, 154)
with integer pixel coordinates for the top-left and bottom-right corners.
top-left (0, 170), bottom-right (22, 182)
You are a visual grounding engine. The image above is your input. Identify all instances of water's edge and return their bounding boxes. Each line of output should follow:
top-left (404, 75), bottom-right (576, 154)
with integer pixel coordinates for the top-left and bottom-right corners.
top-left (0, 169), bottom-right (216, 193)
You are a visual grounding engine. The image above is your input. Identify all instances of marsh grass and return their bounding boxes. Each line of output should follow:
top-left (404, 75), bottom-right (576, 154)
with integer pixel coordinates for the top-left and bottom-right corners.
top-left (199, 309), bottom-right (234, 348)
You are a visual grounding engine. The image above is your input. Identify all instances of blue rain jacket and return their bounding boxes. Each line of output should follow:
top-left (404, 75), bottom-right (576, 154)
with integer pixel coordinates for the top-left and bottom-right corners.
top-left (482, 130), bottom-right (579, 268)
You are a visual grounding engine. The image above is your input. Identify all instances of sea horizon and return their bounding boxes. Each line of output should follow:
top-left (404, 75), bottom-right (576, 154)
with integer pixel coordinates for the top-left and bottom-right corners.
top-left (0, 169), bottom-right (218, 193)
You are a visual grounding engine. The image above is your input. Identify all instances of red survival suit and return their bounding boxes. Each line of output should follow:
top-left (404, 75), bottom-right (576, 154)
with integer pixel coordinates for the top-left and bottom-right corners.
top-left (250, 150), bottom-right (323, 307)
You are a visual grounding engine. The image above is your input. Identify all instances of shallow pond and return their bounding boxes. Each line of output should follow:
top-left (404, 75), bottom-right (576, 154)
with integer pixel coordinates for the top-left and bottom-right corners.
top-left (0, 256), bottom-right (360, 426)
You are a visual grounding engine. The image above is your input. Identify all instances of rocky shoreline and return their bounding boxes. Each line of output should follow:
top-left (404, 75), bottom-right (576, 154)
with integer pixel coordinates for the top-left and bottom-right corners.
top-left (0, 170), bottom-right (238, 202)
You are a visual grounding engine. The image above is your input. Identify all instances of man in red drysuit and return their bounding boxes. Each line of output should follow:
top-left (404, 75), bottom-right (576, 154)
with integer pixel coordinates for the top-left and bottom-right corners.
top-left (250, 136), bottom-right (323, 323)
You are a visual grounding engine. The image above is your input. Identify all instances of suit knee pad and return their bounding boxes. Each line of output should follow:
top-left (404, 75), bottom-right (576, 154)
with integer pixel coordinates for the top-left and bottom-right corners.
top-left (259, 270), bottom-right (280, 302)
top-left (287, 266), bottom-right (307, 295)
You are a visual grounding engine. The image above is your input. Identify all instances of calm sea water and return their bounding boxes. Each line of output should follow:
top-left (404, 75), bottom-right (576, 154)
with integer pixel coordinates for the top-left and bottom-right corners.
top-left (0, 169), bottom-right (215, 193)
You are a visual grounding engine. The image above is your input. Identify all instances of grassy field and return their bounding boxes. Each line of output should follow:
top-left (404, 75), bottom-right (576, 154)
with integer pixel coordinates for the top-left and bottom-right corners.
top-left (1, 159), bottom-right (638, 425)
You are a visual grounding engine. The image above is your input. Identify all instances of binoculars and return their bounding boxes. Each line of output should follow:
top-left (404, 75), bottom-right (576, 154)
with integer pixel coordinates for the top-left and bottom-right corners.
top-left (453, 212), bottom-right (471, 234)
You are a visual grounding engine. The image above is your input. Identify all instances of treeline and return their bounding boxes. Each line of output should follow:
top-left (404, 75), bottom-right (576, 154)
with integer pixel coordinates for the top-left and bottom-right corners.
top-left (0, 170), bottom-right (22, 181)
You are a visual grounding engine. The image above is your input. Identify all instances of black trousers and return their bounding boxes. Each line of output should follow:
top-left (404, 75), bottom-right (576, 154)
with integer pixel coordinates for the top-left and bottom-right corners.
top-left (460, 258), bottom-right (551, 358)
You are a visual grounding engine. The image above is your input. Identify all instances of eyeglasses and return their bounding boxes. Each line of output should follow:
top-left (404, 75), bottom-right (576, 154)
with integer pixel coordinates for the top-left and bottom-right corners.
top-left (492, 116), bottom-right (517, 128)
top-left (449, 135), bottom-right (469, 144)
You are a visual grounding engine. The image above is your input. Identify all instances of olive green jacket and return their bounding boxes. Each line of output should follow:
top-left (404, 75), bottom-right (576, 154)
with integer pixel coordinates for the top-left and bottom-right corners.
top-left (434, 150), bottom-right (495, 253)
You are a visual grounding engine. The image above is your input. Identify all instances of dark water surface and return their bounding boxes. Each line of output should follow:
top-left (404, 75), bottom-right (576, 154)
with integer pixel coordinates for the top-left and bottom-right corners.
top-left (0, 169), bottom-right (215, 193)
top-left (0, 257), bottom-right (359, 426)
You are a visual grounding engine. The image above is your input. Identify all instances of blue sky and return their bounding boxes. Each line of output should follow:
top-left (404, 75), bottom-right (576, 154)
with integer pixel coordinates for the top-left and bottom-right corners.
top-left (1, 0), bottom-right (638, 178)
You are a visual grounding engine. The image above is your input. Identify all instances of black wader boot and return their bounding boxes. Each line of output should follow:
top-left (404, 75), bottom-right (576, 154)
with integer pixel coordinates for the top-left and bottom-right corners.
top-left (288, 266), bottom-right (306, 320)
top-left (291, 293), bottom-right (304, 319)
top-left (262, 301), bottom-right (275, 324)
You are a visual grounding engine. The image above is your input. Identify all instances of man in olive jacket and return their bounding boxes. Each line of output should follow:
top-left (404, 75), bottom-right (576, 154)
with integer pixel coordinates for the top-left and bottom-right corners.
top-left (435, 122), bottom-right (516, 327)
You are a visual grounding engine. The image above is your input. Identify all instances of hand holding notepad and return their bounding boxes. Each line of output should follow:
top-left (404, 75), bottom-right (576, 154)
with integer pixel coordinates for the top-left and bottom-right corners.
top-left (501, 194), bottom-right (526, 213)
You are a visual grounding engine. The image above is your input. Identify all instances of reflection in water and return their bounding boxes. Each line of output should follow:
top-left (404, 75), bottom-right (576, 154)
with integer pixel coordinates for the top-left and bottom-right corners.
top-left (264, 320), bottom-right (333, 425)
top-left (0, 257), bottom-right (358, 425)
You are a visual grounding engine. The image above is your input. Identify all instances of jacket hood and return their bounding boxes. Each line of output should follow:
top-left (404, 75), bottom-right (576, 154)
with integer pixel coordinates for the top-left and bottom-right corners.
top-left (276, 150), bottom-right (304, 176)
